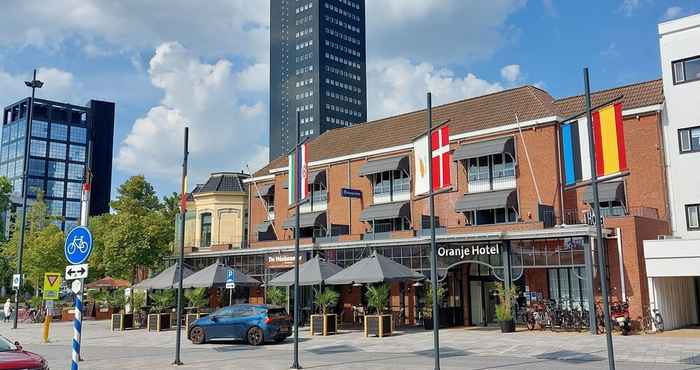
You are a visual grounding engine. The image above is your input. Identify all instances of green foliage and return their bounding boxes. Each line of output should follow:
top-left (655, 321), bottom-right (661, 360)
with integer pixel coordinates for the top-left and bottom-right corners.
top-left (314, 288), bottom-right (339, 315)
top-left (132, 290), bottom-right (146, 312)
top-left (266, 287), bottom-right (287, 307)
top-left (150, 290), bottom-right (175, 313)
top-left (162, 192), bottom-right (181, 223)
top-left (110, 175), bottom-right (161, 215)
top-left (0, 176), bottom-right (12, 232)
top-left (185, 288), bottom-right (208, 309)
top-left (29, 296), bottom-right (43, 309)
top-left (109, 289), bottom-right (127, 311)
top-left (494, 282), bottom-right (518, 322)
top-left (365, 284), bottom-right (390, 315)
top-left (421, 282), bottom-right (446, 318)
top-left (91, 290), bottom-right (111, 308)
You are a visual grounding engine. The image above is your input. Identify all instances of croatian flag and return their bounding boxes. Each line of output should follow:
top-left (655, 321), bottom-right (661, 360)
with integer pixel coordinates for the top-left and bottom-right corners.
top-left (414, 125), bottom-right (451, 195)
top-left (288, 143), bottom-right (309, 205)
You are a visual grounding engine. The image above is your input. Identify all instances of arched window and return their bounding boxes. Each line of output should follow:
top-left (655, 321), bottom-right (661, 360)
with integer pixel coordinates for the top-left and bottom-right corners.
top-left (201, 212), bottom-right (212, 247)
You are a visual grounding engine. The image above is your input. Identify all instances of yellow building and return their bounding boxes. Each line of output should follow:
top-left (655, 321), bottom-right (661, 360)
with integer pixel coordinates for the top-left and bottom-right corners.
top-left (181, 172), bottom-right (249, 253)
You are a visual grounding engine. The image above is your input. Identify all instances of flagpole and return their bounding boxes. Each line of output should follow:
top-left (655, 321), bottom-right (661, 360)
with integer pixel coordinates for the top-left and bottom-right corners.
top-left (291, 111), bottom-right (302, 370)
top-left (174, 126), bottom-right (188, 366)
top-left (583, 68), bottom-right (615, 370)
top-left (427, 92), bottom-right (441, 370)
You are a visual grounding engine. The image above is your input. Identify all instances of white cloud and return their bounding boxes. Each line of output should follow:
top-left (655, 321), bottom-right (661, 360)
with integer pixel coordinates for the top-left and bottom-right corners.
top-left (619, 0), bottom-right (647, 16)
top-left (500, 64), bottom-right (522, 83)
top-left (367, 58), bottom-right (506, 120)
top-left (0, 67), bottom-right (82, 106)
top-left (366, 0), bottom-right (525, 65)
top-left (662, 6), bottom-right (684, 20)
top-left (115, 42), bottom-right (269, 183)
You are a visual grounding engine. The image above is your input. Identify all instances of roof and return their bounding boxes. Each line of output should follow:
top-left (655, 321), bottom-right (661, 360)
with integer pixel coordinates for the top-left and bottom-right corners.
top-left (553, 79), bottom-right (663, 117)
top-left (194, 172), bottom-right (249, 194)
top-left (255, 79), bottom-right (663, 177)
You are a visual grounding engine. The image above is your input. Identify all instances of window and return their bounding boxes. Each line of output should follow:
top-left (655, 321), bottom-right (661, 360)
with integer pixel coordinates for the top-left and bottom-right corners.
top-left (28, 159), bottom-right (45, 176)
top-left (467, 153), bottom-right (516, 192)
top-left (371, 217), bottom-right (410, 233)
top-left (66, 182), bottom-right (82, 199)
top-left (65, 201), bottom-right (81, 219)
top-left (465, 207), bottom-right (518, 226)
top-left (47, 180), bottom-right (64, 198)
top-left (492, 153), bottom-right (515, 178)
top-left (687, 204), bottom-right (700, 230)
top-left (68, 145), bottom-right (86, 162)
top-left (49, 142), bottom-right (66, 159)
top-left (47, 199), bottom-right (63, 217)
top-left (50, 123), bottom-right (68, 141)
top-left (70, 126), bottom-right (87, 144)
top-left (31, 120), bottom-right (48, 138)
top-left (27, 178), bottom-right (44, 197)
top-left (47, 161), bottom-right (65, 178)
top-left (673, 56), bottom-right (700, 84)
top-left (679, 126), bottom-right (700, 153)
top-left (67, 163), bottom-right (84, 181)
top-left (599, 201), bottom-right (626, 217)
top-left (30, 139), bottom-right (46, 157)
top-left (201, 213), bottom-right (212, 247)
top-left (548, 268), bottom-right (588, 310)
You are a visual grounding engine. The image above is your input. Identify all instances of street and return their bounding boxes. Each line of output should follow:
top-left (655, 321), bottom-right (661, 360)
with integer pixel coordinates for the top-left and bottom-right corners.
top-left (3, 321), bottom-right (700, 370)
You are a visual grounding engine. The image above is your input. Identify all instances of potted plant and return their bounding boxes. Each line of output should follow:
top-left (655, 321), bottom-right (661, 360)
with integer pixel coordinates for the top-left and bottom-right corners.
top-left (129, 290), bottom-right (146, 329)
top-left (494, 282), bottom-right (518, 333)
top-left (92, 290), bottom-right (114, 320)
top-left (310, 288), bottom-right (339, 336)
top-left (266, 286), bottom-right (287, 307)
top-left (421, 282), bottom-right (446, 330)
top-left (109, 289), bottom-right (131, 330)
top-left (364, 284), bottom-right (392, 337)
top-left (184, 288), bottom-right (209, 328)
top-left (147, 290), bottom-right (175, 332)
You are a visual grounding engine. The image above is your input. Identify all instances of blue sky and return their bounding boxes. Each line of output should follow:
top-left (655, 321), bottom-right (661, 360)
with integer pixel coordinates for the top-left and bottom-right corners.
top-left (0, 0), bottom-right (697, 202)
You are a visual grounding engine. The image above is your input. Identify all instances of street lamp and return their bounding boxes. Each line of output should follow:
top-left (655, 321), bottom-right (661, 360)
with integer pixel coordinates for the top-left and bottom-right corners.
top-left (12, 69), bottom-right (42, 330)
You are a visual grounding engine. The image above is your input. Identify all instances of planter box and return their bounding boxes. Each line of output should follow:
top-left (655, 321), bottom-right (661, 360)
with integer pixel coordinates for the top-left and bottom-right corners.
top-left (500, 320), bottom-right (515, 333)
top-left (111, 313), bottom-right (136, 331)
top-left (61, 308), bottom-right (75, 322)
top-left (147, 313), bottom-right (172, 332)
top-left (96, 306), bottom-right (114, 321)
top-left (364, 314), bottom-right (392, 337)
top-left (310, 314), bottom-right (337, 336)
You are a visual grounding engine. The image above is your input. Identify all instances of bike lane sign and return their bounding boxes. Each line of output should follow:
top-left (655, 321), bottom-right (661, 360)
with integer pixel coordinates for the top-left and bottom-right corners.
top-left (64, 226), bottom-right (93, 265)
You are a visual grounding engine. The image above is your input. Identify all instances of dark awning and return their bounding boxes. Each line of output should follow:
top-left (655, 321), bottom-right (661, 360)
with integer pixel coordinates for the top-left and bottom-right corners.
top-left (268, 256), bottom-right (344, 286)
top-left (181, 263), bottom-right (260, 289)
top-left (359, 201), bottom-right (410, 221)
top-left (583, 181), bottom-right (625, 204)
top-left (454, 189), bottom-right (518, 212)
top-left (255, 183), bottom-right (274, 196)
top-left (358, 156), bottom-right (409, 176)
top-left (283, 169), bottom-right (326, 188)
top-left (255, 221), bottom-right (273, 233)
top-left (453, 137), bottom-right (515, 161)
top-left (282, 211), bottom-right (327, 229)
top-left (325, 252), bottom-right (424, 285)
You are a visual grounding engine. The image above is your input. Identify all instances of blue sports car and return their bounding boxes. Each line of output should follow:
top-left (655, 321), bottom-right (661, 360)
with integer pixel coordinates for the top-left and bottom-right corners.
top-left (188, 304), bottom-right (291, 345)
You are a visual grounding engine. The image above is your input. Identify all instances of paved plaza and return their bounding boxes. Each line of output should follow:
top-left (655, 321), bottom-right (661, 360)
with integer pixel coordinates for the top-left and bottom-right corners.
top-left (3, 320), bottom-right (700, 369)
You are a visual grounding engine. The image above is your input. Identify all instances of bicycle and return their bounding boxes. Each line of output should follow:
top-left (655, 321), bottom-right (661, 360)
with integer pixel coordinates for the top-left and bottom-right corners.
top-left (642, 306), bottom-right (665, 333)
top-left (67, 235), bottom-right (89, 255)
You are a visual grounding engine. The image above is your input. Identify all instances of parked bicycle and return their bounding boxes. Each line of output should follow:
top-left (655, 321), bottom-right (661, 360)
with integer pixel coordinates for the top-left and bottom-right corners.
top-left (642, 305), bottom-right (664, 333)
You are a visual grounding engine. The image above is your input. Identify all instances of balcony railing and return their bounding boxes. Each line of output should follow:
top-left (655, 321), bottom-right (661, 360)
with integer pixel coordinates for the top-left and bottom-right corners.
top-left (300, 190), bottom-right (328, 213)
top-left (563, 206), bottom-right (660, 225)
top-left (468, 175), bottom-right (516, 193)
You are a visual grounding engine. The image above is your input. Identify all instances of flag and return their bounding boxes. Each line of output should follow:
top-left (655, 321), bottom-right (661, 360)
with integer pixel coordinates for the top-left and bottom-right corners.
top-left (561, 102), bottom-right (627, 185)
top-left (414, 125), bottom-right (451, 195)
top-left (288, 143), bottom-right (309, 205)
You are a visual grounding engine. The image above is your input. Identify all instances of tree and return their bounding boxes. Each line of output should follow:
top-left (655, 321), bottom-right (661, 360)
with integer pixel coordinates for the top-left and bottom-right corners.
top-left (162, 192), bottom-right (181, 223)
top-left (110, 175), bottom-right (161, 215)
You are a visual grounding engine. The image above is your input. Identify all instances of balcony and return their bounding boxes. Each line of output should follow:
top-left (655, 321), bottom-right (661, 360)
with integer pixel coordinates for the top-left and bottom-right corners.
top-left (468, 175), bottom-right (516, 193)
top-left (563, 207), bottom-right (660, 225)
top-left (300, 190), bottom-right (327, 213)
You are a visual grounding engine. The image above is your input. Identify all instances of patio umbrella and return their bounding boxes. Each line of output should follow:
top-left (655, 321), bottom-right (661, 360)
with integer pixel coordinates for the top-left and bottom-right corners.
top-left (86, 276), bottom-right (130, 289)
top-left (325, 251), bottom-right (424, 285)
top-left (180, 262), bottom-right (260, 289)
top-left (268, 256), bottom-right (344, 286)
top-left (133, 264), bottom-right (194, 290)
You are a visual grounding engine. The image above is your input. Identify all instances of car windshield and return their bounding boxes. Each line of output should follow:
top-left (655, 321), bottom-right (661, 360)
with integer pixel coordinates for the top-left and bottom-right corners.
top-left (212, 306), bottom-right (237, 317)
top-left (0, 336), bottom-right (16, 352)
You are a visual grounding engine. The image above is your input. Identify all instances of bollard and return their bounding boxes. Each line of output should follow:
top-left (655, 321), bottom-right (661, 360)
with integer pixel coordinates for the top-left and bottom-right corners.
top-left (42, 314), bottom-right (51, 343)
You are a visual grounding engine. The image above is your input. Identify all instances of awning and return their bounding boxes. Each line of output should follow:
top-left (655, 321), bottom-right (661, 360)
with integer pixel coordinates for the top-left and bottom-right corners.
top-left (282, 211), bottom-right (327, 229)
top-left (181, 262), bottom-right (260, 289)
top-left (358, 156), bottom-right (409, 176)
top-left (454, 189), bottom-right (518, 212)
top-left (583, 181), bottom-right (625, 204)
top-left (255, 221), bottom-right (273, 233)
top-left (325, 252), bottom-right (424, 285)
top-left (283, 170), bottom-right (326, 188)
top-left (359, 201), bottom-right (410, 221)
top-left (133, 264), bottom-right (194, 290)
top-left (453, 137), bottom-right (515, 161)
top-left (268, 256), bottom-right (344, 286)
top-left (255, 183), bottom-right (274, 196)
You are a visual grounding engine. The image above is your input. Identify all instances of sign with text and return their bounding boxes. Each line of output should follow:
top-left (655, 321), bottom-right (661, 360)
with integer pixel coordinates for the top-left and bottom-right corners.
top-left (43, 273), bottom-right (61, 300)
top-left (437, 244), bottom-right (501, 259)
top-left (226, 269), bottom-right (236, 289)
top-left (341, 188), bottom-right (362, 198)
top-left (265, 253), bottom-right (306, 269)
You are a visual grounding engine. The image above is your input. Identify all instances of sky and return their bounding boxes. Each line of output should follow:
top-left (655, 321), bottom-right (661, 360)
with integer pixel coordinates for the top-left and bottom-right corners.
top-left (0, 0), bottom-right (698, 201)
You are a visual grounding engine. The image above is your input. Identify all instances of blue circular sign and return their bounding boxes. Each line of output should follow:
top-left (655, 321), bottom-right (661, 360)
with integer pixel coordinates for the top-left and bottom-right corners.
top-left (64, 226), bottom-right (93, 265)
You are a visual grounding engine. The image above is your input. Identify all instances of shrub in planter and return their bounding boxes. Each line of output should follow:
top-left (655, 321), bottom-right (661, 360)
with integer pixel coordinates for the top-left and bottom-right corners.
top-left (364, 284), bottom-right (392, 337)
top-left (185, 288), bottom-right (208, 327)
top-left (494, 282), bottom-right (518, 333)
top-left (147, 290), bottom-right (175, 332)
top-left (421, 282), bottom-right (446, 330)
top-left (311, 288), bottom-right (339, 336)
top-left (266, 287), bottom-right (287, 307)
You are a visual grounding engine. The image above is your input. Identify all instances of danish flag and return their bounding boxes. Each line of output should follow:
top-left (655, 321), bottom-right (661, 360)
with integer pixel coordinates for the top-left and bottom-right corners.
top-left (431, 125), bottom-right (451, 190)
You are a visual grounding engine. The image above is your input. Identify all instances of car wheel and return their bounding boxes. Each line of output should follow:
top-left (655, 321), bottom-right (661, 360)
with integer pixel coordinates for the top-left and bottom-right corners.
top-left (247, 326), bottom-right (264, 346)
top-left (190, 326), bottom-right (206, 345)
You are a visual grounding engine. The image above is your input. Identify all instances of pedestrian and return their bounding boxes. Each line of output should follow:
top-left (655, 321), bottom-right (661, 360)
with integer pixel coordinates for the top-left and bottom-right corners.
top-left (3, 299), bottom-right (11, 323)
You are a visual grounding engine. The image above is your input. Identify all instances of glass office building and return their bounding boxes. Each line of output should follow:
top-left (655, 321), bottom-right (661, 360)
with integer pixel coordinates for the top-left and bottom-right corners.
top-left (2, 98), bottom-right (114, 232)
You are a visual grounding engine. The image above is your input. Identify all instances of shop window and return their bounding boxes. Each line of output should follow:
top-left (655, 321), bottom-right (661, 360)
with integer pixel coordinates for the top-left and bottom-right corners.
top-left (201, 212), bottom-right (212, 247)
top-left (547, 268), bottom-right (588, 310)
top-left (687, 204), bottom-right (700, 230)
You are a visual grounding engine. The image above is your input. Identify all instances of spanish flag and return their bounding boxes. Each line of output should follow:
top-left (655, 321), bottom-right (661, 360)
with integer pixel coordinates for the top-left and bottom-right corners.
top-left (592, 102), bottom-right (627, 177)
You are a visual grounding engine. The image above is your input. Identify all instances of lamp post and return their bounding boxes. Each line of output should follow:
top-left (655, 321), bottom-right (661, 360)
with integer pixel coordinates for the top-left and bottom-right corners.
top-left (12, 69), bottom-right (42, 330)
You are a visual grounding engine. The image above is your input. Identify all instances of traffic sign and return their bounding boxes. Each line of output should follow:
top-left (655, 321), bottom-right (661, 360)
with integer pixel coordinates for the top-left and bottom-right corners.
top-left (12, 274), bottom-right (21, 289)
top-left (226, 269), bottom-right (236, 289)
top-left (43, 273), bottom-right (61, 300)
top-left (64, 226), bottom-right (93, 265)
top-left (71, 280), bottom-right (83, 295)
top-left (65, 264), bottom-right (89, 280)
